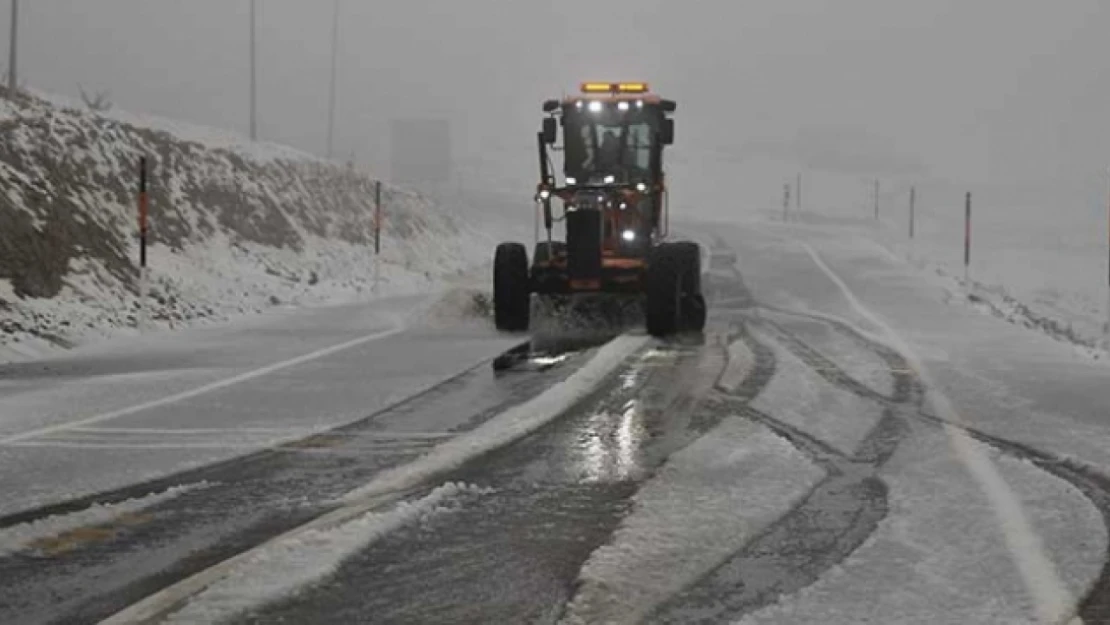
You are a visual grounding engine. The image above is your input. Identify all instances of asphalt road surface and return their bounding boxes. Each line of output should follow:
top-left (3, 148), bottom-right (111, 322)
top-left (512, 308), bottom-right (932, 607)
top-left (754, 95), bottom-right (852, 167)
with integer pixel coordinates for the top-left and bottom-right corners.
top-left (3, 221), bottom-right (1110, 624)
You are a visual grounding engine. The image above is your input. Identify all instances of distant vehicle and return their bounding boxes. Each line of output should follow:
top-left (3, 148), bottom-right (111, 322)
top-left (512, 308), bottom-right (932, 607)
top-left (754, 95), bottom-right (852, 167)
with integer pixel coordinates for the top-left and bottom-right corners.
top-left (492, 82), bottom-right (706, 337)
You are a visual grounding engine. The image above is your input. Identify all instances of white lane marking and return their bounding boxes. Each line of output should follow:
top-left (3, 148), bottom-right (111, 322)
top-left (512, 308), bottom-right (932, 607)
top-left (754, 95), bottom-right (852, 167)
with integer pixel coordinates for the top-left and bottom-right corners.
top-left (801, 241), bottom-right (1080, 625)
top-left (63, 427), bottom-right (455, 440)
top-left (67, 426), bottom-right (319, 435)
top-left (4, 442), bottom-right (270, 450)
top-left (0, 323), bottom-right (406, 447)
top-left (103, 333), bottom-right (650, 624)
top-left (3, 440), bottom-right (442, 451)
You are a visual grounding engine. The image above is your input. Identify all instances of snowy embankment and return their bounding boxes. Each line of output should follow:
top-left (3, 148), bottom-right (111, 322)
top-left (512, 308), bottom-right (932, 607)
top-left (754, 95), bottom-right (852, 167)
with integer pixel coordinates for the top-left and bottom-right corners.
top-left (868, 198), bottom-right (1110, 355)
top-left (0, 87), bottom-right (492, 361)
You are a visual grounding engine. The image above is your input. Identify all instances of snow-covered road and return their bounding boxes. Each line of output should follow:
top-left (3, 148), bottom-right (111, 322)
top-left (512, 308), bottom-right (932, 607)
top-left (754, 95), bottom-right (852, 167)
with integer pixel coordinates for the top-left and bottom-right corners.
top-left (4, 220), bottom-right (1110, 624)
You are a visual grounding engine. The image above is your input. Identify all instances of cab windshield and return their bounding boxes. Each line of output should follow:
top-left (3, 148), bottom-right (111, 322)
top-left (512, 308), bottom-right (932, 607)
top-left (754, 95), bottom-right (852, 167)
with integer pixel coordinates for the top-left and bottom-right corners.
top-left (563, 107), bottom-right (658, 185)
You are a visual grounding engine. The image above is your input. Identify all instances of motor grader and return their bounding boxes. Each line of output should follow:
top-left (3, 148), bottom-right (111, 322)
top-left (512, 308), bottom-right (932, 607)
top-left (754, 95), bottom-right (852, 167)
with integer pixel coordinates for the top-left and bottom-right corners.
top-left (493, 82), bottom-right (705, 337)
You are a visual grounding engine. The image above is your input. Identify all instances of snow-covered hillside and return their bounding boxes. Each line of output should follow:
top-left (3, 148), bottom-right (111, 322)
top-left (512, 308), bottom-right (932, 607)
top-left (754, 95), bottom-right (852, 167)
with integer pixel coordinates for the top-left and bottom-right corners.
top-left (0, 87), bottom-right (490, 360)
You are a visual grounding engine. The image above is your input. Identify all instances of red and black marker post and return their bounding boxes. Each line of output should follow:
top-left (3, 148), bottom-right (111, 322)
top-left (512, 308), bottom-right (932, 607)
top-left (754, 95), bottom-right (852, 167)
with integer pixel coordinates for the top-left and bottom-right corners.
top-left (138, 157), bottom-right (149, 268)
top-left (374, 180), bottom-right (382, 255)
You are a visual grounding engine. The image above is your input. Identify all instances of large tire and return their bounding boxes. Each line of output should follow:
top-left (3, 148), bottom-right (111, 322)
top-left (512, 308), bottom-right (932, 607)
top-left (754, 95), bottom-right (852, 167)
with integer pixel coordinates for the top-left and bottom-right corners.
top-left (671, 241), bottom-right (706, 332)
top-left (645, 244), bottom-right (682, 337)
top-left (533, 240), bottom-right (566, 265)
top-left (670, 241), bottom-right (702, 297)
top-left (494, 242), bottom-right (530, 332)
top-left (682, 294), bottom-right (708, 332)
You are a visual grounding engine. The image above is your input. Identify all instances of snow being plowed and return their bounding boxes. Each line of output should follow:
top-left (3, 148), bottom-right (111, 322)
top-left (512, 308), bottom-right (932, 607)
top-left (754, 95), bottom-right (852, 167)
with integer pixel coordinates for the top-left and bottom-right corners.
top-left (0, 87), bottom-right (490, 361)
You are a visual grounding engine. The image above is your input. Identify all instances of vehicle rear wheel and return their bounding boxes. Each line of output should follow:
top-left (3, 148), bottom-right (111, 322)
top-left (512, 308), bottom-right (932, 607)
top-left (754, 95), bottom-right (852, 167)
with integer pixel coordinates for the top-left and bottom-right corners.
top-left (670, 241), bottom-right (702, 297)
top-left (494, 242), bottom-right (530, 331)
top-left (682, 293), bottom-right (707, 332)
top-left (645, 244), bottom-right (682, 337)
top-left (671, 241), bottom-right (706, 332)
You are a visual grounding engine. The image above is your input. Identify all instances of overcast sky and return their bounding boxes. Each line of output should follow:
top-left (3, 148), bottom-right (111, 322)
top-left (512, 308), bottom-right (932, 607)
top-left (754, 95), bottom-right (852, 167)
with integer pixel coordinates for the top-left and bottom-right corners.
top-left (9, 1), bottom-right (1110, 215)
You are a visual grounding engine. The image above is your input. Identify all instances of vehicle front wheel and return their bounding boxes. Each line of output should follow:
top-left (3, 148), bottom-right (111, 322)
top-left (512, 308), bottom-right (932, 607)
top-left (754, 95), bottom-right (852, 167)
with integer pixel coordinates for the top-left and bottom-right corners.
top-left (645, 244), bottom-right (681, 337)
top-left (494, 242), bottom-right (530, 331)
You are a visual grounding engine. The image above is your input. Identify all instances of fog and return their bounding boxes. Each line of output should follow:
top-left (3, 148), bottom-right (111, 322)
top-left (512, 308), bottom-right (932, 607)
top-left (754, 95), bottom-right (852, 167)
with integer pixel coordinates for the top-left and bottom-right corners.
top-left (10, 1), bottom-right (1110, 218)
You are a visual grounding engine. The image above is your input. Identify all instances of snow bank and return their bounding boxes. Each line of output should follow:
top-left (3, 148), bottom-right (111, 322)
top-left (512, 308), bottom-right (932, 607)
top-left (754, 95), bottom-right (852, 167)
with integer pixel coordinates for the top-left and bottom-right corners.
top-left (0, 88), bottom-right (486, 361)
top-left (160, 482), bottom-right (490, 625)
top-left (0, 481), bottom-right (208, 557)
top-left (870, 198), bottom-right (1110, 354)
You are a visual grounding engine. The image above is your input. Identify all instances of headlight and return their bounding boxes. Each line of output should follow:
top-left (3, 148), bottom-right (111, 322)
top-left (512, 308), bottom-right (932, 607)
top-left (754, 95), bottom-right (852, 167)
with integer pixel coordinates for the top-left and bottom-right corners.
top-left (588, 101), bottom-right (603, 113)
top-left (617, 101), bottom-right (630, 111)
top-left (622, 230), bottom-right (636, 242)
top-left (636, 182), bottom-right (648, 192)
top-left (566, 177), bottom-right (577, 185)
top-left (604, 175), bottom-right (616, 184)
top-left (539, 189), bottom-right (551, 200)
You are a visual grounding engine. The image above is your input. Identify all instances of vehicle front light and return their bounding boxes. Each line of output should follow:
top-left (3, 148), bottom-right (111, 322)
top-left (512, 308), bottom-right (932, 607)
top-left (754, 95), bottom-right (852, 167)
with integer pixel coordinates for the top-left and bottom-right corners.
top-left (566, 177), bottom-right (577, 185)
top-left (635, 182), bottom-right (647, 192)
top-left (604, 175), bottom-right (616, 184)
top-left (622, 229), bottom-right (636, 242)
top-left (588, 101), bottom-right (603, 113)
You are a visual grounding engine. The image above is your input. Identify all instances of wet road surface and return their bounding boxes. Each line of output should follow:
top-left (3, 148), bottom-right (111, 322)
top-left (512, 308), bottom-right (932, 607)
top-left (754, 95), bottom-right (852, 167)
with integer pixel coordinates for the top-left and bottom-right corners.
top-left (7, 226), bottom-right (1110, 624)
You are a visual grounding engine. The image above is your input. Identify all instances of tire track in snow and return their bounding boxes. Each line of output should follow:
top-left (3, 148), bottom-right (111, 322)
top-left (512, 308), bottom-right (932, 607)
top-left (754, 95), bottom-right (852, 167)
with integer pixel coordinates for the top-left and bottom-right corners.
top-left (754, 300), bottom-right (1110, 623)
top-left (652, 305), bottom-right (916, 622)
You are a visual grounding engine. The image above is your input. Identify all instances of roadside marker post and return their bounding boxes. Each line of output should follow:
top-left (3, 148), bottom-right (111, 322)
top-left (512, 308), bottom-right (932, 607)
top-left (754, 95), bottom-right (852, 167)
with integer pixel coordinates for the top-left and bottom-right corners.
top-left (138, 156), bottom-right (149, 331)
top-left (783, 183), bottom-right (790, 223)
top-left (964, 192), bottom-right (972, 282)
top-left (374, 180), bottom-right (382, 294)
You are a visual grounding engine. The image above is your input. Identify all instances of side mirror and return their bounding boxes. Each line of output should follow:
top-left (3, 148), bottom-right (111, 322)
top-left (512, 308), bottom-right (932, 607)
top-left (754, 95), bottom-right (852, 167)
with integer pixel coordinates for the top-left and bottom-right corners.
top-left (660, 119), bottom-right (674, 145)
top-left (542, 117), bottom-right (557, 144)
top-left (542, 99), bottom-right (560, 113)
top-left (661, 99), bottom-right (677, 113)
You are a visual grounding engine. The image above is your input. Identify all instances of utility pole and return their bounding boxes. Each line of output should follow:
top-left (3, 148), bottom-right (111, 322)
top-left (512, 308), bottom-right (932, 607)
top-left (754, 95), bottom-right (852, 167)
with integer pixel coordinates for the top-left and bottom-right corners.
top-left (8, 0), bottom-right (17, 92)
top-left (326, 0), bottom-right (339, 158)
top-left (909, 186), bottom-right (916, 239)
top-left (964, 192), bottom-right (972, 282)
top-left (783, 183), bottom-right (791, 222)
top-left (249, 0), bottom-right (257, 141)
top-left (1105, 168), bottom-right (1110, 347)
top-left (873, 179), bottom-right (880, 221)
top-left (796, 172), bottom-right (802, 211)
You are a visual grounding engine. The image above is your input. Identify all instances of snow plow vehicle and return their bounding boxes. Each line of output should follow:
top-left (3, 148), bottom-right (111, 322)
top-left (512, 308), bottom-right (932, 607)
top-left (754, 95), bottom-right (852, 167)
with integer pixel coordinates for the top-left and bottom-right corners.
top-left (492, 82), bottom-right (706, 337)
